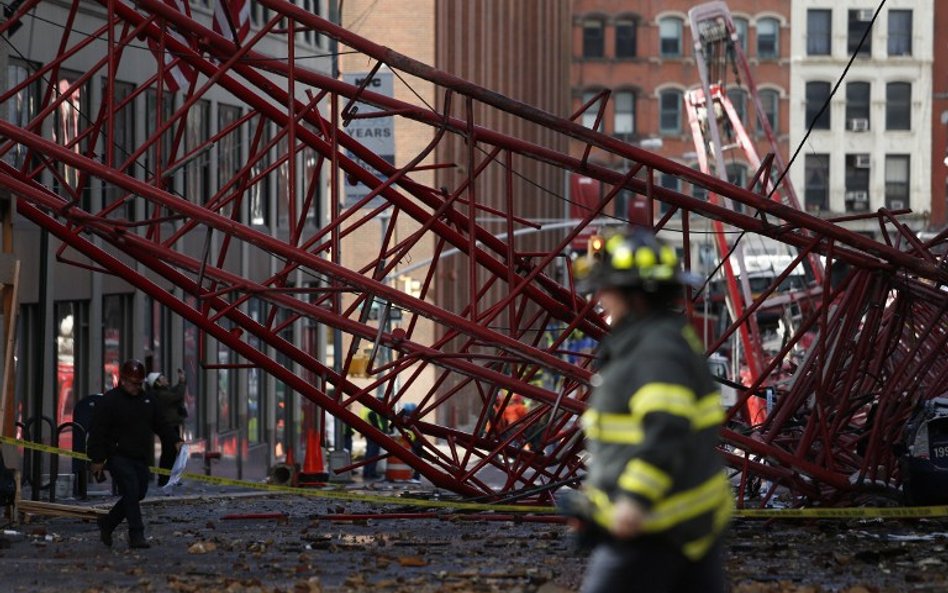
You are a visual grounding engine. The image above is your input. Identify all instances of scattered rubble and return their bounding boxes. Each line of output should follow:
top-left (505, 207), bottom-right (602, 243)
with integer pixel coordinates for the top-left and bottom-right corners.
top-left (1, 493), bottom-right (947, 592)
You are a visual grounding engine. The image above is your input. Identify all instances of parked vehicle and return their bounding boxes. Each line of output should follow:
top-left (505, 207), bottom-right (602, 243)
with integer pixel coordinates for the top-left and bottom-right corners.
top-left (900, 397), bottom-right (948, 505)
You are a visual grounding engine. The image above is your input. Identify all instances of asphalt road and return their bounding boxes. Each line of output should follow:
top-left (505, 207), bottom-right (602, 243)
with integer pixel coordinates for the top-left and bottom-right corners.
top-left (2, 485), bottom-right (948, 593)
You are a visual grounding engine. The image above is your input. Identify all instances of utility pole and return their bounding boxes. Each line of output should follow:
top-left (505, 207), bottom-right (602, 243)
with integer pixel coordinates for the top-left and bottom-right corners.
top-left (328, 0), bottom-right (347, 460)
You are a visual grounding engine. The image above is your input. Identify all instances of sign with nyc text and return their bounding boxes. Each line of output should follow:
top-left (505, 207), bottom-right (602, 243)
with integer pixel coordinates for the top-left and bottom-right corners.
top-left (342, 71), bottom-right (394, 209)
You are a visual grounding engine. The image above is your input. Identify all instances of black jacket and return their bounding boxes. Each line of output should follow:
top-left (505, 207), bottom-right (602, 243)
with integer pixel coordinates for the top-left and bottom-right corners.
top-left (150, 382), bottom-right (187, 427)
top-left (88, 386), bottom-right (181, 464)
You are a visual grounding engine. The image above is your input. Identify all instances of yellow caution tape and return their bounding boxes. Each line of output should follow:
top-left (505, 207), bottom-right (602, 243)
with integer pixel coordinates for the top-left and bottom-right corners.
top-left (0, 435), bottom-right (552, 513)
top-left (4, 435), bottom-right (947, 519)
top-left (736, 506), bottom-right (948, 520)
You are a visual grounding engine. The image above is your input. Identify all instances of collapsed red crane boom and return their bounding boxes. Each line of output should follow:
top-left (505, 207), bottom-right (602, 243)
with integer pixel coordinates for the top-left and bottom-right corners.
top-left (0, 0), bottom-right (944, 505)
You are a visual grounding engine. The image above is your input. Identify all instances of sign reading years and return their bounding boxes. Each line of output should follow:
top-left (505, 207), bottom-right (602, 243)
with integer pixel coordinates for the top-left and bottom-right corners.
top-left (342, 71), bottom-right (395, 209)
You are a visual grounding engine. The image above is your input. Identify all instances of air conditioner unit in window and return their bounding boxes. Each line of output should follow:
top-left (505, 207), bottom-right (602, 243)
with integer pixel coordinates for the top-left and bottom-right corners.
top-left (889, 199), bottom-right (906, 210)
top-left (849, 118), bottom-right (869, 132)
top-left (845, 190), bottom-right (869, 202)
top-left (855, 154), bottom-right (871, 168)
top-left (857, 9), bottom-right (874, 21)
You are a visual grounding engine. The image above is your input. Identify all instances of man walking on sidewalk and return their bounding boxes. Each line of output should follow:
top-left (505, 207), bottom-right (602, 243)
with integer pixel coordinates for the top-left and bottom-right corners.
top-left (89, 359), bottom-right (183, 549)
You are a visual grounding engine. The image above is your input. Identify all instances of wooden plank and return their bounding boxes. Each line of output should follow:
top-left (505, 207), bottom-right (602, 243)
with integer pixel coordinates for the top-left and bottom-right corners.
top-left (17, 499), bottom-right (107, 519)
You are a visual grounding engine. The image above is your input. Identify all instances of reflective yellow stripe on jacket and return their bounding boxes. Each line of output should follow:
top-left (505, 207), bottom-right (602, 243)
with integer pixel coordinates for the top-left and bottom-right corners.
top-left (586, 472), bottom-right (733, 560)
top-left (618, 458), bottom-right (672, 503)
top-left (583, 386), bottom-right (724, 446)
top-left (582, 409), bottom-right (643, 444)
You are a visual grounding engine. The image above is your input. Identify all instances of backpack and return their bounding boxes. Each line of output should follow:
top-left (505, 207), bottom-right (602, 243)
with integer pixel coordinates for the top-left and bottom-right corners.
top-left (0, 451), bottom-right (16, 506)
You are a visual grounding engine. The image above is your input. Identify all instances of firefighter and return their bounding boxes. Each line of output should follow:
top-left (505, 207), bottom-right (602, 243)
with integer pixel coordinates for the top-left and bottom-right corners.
top-left (396, 402), bottom-right (424, 479)
top-left (359, 405), bottom-right (388, 480)
top-left (572, 227), bottom-right (732, 593)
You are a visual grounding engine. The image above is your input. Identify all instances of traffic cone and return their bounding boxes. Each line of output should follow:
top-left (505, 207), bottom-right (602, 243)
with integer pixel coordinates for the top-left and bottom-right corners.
top-left (298, 429), bottom-right (329, 486)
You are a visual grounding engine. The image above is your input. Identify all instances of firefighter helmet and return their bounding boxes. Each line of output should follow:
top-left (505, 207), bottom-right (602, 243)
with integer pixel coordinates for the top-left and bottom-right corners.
top-left (575, 227), bottom-right (696, 293)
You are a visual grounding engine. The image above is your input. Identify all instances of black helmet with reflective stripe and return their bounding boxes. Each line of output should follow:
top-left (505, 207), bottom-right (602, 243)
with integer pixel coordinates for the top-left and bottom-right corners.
top-left (575, 226), bottom-right (697, 293)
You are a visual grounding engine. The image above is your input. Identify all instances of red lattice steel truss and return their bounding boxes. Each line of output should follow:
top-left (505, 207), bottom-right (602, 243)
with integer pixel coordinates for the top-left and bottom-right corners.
top-left (0, 0), bottom-right (945, 506)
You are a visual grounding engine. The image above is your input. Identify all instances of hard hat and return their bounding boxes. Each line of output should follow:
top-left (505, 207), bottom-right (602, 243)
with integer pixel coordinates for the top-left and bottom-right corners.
top-left (401, 402), bottom-right (418, 414)
top-left (120, 359), bottom-right (147, 382)
top-left (145, 372), bottom-right (162, 390)
top-left (575, 226), bottom-right (698, 293)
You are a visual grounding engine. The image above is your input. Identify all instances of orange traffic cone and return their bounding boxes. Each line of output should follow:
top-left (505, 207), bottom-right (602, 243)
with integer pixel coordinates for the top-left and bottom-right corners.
top-left (298, 429), bottom-right (329, 486)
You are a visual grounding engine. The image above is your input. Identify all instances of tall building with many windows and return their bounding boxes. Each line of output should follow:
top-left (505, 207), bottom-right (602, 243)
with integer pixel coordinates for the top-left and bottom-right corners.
top-left (571, 0), bottom-right (793, 220)
top-left (789, 1), bottom-right (933, 234)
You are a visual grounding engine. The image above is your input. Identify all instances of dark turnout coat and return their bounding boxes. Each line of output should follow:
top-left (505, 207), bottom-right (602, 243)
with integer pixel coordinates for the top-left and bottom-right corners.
top-left (581, 311), bottom-right (733, 560)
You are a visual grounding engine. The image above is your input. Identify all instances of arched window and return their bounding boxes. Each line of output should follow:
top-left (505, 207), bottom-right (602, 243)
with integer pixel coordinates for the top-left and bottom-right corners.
top-left (758, 88), bottom-right (779, 134)
top-left (727, 88), bottom-right (747, 124)
top-left (845, 82), bottom-right (871, 130)
top-left (757, 18), bottom-right (779, 58)
top-left (583, 18), bottom-right (605, 58)
top-left (614, 91), bottom-right (636, 140)
top-left (581, 90), bottom-right (604, 131)
top-left (615, 17), bottom-right (637, 58)
top-left (659, 17), bottom-right (683, 57)
top-left (659, 89), bottom-right (683, 133)
top-left (733, 17), bottom-right (749, 53)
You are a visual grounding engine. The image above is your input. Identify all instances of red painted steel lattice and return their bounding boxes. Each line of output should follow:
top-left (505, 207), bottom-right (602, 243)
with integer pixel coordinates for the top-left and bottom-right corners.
top-left (0, 0), bottom-right (945, 506)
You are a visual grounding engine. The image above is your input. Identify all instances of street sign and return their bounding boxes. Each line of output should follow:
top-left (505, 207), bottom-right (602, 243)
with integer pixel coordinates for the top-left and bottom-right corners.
top-left (342, 71), bottom-right (394, 209)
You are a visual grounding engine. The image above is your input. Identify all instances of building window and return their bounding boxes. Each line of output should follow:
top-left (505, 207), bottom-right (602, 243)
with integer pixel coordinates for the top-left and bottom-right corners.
top-left (845, 154), bottom-right (871, 212)
top-left (884, 155), bottom-right (910, 210)
top-left (301, 0), bottom-right (317, 45)
top-left (302, 124), bottom-right (320, 227)
top-left (4, 59), bottom-right (41, 170)
top-left (757, 18), bottom-right (779, 59)
top-left (691, 165), bottom-right (708, 200)
top-left (583, 18), bottom-right (605, 58)
top-left (145, 89), bottom-right (175, 196)
top-left (218, 104), bottom-right (243, 217)
top-left (757, 88), bottom-right (779, 134)
top-left (53, 72), bottom-right (88, 202)
top-left (615, 18), bottom-right (637, 58)
top-left (614, 91), bottom-right (635, 140)
top-left (246, 298), bottom-right (267, 444)
top-left (55, 301), bottom-right (88, 432)
top-left (805, 81), bottom-right (831, 130)
top-left (186, 99), bottom-right (211, 204)
top-left (249, 115), bottom-right (271, 227)
top-left (659, 173), bottom-right (680, 214)
top-left (103, 81), bottom-right (136, 217)
top-left (250, 0), bottom-right (270, 25)
top-left (217, 321), bottom-right (238, 433)
top-left (103, 294), bottom-right (132, 391)
top-left (659, 17), bottom-right (683, 57)
top-left (727, 88), bottom-right (747, 124)
top-left (733, 17), bottom-right (748, 53)
top-left (845, 82), bottom-right (870, 131)
top-left (848, 9), bottom-right (873, 56)
top-left (804, 154), bottom-right (829, 212)
top-left (581, 90), bottom-right (603, 130)
top-left (888, 10), bottom-right (912, 56)
top-left (276, 136), bottom-right (291, 228)
top-left (726, 164), bottom-right (748, 213)
top-left (182, 295), bottom-right (201, 440)
top-left (885, 82), bottom-right (911, 130)
top-left (807, 9), bottom-right (832, 55)
top-left (659, 89), bottom-right (682, 134)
